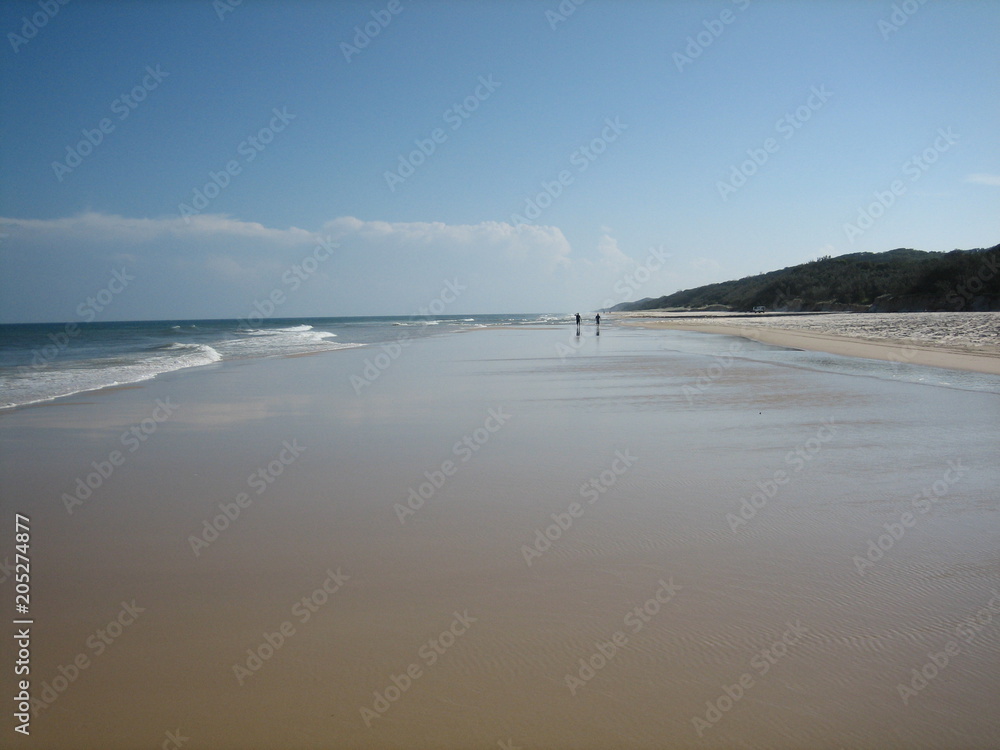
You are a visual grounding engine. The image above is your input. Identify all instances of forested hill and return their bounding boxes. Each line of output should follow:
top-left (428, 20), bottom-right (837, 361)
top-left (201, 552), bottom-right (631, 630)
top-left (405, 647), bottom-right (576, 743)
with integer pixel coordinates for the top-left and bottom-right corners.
top-left (608, 244), bottom-right (1000, 313)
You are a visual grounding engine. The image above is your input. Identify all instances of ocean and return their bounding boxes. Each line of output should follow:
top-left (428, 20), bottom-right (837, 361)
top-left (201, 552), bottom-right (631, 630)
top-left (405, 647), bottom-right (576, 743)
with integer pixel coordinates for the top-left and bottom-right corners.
top-left (0, 314), bottom-right (575, 410)
top-left (3, 313), bottom-right (999, 411)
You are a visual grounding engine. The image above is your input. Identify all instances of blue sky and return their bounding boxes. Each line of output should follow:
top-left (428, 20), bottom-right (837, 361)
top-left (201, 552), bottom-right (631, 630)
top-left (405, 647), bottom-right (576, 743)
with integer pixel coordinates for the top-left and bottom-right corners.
top-left (1, 0), bottom-right (998, 322)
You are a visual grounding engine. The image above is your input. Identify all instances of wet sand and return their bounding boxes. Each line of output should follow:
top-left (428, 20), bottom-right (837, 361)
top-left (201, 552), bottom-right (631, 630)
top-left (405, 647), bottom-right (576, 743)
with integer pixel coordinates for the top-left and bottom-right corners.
top-left (2, 325), bottom-right (999, 748)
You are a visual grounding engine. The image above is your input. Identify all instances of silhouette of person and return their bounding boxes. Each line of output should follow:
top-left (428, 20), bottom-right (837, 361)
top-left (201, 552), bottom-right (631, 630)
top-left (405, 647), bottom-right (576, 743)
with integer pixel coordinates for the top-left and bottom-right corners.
top-left (575, 312), bottom-right (581, 336)
top-left (595, 313), bottom-right (600, 335)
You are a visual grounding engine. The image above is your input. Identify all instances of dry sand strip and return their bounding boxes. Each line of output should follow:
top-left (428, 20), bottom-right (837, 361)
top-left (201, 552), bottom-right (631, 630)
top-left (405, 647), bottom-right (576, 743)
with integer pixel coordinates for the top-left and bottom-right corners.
top-left (621, 318), bottom-right (1000, 376)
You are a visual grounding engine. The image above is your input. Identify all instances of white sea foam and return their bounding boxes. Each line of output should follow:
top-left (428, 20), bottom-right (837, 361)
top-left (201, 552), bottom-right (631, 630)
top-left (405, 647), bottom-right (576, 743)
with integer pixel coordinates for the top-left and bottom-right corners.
top-left (275, 324), bottom-right (315, 333)
top-left (0, 316), bottom-right (555, 410)
top-left (218, 326), bottom-right (357, 360)
top-left (0, 342), bottom-right (224, 410)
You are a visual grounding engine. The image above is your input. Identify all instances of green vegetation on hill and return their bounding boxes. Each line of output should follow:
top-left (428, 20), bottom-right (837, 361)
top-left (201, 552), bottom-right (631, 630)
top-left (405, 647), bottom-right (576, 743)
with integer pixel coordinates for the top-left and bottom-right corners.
top-left (608, 244), bottom-right (1000, 313)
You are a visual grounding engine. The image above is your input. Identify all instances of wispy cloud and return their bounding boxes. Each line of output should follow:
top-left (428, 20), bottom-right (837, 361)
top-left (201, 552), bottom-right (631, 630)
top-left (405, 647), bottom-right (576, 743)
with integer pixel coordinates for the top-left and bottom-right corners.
top-left (964, 173), bottom-right (1000, 186)
top-left (594, 233), bottom-right (634, 270)
top-left (1, 212), bottom-right (316, 245)
top-left (0, 212), bottom-right (598, 320)
top-left (320, 216), bottom-right (573, 272)
top-left (0, 212), bottom-right (573, 264)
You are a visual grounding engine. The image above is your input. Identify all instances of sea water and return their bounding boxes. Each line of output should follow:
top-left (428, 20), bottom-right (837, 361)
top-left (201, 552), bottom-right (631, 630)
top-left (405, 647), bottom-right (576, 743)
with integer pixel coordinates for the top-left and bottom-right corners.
top-left (0, 314), bottom-right (576, 409)
top-left (3, 315), bottom-right (998, 410)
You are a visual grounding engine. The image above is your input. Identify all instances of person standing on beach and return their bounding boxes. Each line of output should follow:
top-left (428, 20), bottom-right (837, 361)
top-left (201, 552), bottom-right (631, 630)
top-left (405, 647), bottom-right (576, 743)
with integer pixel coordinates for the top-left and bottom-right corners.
top-left (595, 313), bottom-right (600, 335)
top-left (575, 313), bottom-right (581, 336)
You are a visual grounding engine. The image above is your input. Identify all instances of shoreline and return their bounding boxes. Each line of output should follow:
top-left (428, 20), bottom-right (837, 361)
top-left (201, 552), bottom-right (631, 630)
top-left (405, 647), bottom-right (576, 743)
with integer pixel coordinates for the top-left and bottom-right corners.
top-left (618, 314), bottom-right (1000, 376)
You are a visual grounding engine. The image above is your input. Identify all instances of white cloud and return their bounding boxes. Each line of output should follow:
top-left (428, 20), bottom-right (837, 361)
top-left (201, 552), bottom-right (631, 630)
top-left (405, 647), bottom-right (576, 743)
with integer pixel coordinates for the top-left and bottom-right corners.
top-left (0, 212), bottom-right (592, 320)
top-left (965, 173), bottom-right (1000, 186)
top-left (1, 212), bottom-right (573, 265)
top-left (0, 211), bottom-right (315, 246)
top-left (321, 216), bottom-right (573, 273)
top-left (595, 233), bottom-right (634, 270)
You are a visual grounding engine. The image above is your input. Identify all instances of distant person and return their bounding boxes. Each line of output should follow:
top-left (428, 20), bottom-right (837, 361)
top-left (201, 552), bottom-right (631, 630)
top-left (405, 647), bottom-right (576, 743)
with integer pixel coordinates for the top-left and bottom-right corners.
top-left (575, 313), bottom-right (581, 336)
top-left (595, 313), bottom-right (600, 335)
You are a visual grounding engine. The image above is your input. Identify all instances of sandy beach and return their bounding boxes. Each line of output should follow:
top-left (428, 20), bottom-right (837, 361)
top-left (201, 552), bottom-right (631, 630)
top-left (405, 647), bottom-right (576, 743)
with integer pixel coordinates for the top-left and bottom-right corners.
top-left (2, 324), bottom-right (999, 748)
top-left (616, 311), bottom-right (1000, 376)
